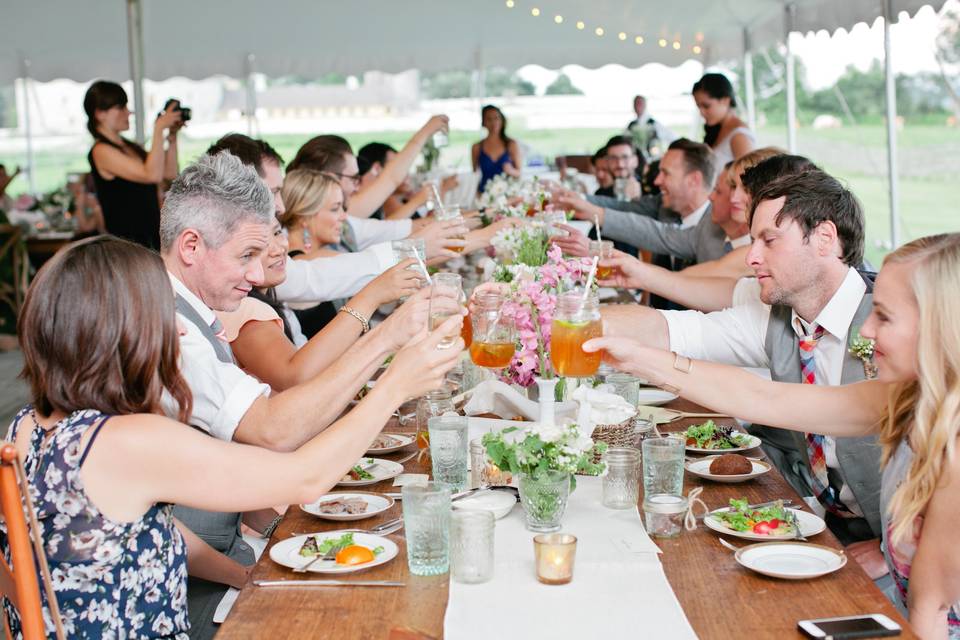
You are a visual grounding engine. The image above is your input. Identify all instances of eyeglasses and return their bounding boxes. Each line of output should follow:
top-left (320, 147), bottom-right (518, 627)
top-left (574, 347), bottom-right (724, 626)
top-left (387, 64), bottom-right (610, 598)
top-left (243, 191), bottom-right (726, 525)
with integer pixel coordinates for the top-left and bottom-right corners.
top-left (333, 172), bottom-right (362, 185)
top-left (607, 153), bottom-right (635, 163)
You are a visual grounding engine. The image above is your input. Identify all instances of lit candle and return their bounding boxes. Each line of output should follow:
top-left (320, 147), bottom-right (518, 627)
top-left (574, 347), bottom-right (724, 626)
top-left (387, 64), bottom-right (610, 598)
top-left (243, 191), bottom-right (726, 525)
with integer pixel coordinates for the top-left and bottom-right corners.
top-left (533, 533), bottom-right (577, 585)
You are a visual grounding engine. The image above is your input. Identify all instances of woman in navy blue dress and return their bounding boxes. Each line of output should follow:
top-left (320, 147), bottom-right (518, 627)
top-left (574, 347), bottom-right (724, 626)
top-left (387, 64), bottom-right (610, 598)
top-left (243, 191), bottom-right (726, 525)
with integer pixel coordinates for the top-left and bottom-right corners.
top-left (471, 105), bottom-right (522, 194)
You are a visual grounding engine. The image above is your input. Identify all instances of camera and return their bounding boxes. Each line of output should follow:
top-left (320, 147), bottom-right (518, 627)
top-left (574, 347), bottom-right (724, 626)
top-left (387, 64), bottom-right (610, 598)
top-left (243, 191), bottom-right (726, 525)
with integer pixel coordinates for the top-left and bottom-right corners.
top-left (161, 98), bottom-right (192, 123)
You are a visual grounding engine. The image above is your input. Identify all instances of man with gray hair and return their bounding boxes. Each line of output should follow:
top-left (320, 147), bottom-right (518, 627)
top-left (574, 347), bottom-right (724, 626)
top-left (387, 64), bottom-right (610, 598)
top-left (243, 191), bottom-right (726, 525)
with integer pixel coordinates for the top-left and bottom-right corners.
top-left (161, 151), bottom-right (438, 637)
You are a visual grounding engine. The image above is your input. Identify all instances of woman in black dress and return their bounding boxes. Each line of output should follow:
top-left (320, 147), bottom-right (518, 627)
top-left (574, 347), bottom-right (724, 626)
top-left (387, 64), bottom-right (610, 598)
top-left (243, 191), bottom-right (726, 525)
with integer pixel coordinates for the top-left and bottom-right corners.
top-left (83, 80), bottom-right (182, 250)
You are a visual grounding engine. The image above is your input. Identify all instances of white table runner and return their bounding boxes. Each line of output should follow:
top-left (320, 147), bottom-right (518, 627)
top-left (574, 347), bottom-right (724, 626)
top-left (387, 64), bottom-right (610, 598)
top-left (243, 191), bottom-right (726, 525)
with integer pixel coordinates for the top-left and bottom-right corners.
top-left (444, 476), bottom-right (698, 639)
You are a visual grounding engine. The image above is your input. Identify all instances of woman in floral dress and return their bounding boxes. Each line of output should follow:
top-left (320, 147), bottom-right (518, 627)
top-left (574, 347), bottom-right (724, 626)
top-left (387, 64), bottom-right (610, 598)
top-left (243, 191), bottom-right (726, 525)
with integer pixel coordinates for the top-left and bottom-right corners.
top-left (2, 235), bottom-right (462, 638)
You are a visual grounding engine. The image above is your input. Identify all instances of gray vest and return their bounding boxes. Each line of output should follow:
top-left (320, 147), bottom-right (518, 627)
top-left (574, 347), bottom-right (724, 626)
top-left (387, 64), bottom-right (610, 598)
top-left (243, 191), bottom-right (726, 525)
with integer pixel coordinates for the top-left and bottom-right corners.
top-left (171, 294), bottom-right (254, 567)
top-left (748, 286), bottom-right (882, 537)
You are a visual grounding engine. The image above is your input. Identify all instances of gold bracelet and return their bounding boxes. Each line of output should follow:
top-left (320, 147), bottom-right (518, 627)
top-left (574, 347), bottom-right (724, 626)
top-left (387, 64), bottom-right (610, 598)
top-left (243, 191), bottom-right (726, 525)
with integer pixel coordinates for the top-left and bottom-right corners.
top-left (673, 352), bottom-right (693, 374)
top-left (339, 306), bottom-right (370, 334)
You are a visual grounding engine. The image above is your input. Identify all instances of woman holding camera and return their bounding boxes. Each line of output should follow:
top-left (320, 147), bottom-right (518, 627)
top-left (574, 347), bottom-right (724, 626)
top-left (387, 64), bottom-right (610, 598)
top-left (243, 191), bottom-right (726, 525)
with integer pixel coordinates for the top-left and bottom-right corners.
top-left (83, 80), bottom-right (182, 250)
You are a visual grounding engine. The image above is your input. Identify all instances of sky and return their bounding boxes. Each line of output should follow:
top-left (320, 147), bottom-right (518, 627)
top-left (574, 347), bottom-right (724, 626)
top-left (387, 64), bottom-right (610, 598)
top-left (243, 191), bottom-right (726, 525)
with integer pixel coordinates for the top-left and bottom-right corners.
top-left (517, 0), bottom-right (954, 98)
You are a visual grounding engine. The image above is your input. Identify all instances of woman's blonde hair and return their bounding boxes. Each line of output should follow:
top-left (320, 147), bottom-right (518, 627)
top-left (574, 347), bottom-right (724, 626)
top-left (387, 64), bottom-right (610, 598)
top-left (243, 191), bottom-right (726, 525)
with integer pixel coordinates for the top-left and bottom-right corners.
top-left (278, 168), bottom-right (341, 229)
top-left (880, 233), bottom-right (960, 544)
top-left (727, 146), bottom-right (785, 188)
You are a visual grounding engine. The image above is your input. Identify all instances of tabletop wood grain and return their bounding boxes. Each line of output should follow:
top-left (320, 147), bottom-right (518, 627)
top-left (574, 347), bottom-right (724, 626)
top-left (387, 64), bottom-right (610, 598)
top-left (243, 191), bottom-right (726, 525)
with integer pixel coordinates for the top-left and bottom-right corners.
top-left (216, 399), bottom-right (914, 639)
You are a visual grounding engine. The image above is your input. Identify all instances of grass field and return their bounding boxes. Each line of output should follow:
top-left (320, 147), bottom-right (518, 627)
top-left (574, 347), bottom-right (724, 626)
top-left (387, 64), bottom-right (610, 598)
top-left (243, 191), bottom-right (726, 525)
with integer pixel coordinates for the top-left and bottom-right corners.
top-left (4, 123), bottom-right (958, 266)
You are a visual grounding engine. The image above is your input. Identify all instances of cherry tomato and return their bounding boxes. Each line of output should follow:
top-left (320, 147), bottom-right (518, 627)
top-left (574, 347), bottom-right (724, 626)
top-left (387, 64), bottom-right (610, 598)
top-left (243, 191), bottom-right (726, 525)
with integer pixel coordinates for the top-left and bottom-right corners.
top-left (767, 518), bottom-right (780, 529)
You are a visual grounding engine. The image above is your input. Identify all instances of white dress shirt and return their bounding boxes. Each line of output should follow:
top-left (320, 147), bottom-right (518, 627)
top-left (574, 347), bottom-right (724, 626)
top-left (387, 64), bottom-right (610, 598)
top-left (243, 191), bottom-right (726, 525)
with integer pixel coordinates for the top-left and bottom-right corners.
top-left (664, 267), bottom-right (868, 511)
top-left (164, 274), bottom-right (271, 442)
top-left (346, 217), bottom-right (412, 250)
top-left (274, 246), bottom-right (397, 304)
top-left (680, 199), bottom-right (710, 229)
top-left (727, 234), bottom-right (752, 249)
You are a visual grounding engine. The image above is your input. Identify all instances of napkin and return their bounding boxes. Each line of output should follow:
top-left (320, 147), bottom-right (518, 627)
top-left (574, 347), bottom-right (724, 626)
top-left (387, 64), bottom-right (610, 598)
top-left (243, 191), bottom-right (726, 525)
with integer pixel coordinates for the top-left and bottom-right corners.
top-left (463, 380), bottom-right (577, 422)
top-left (571, 385), bottom-right (636, 432)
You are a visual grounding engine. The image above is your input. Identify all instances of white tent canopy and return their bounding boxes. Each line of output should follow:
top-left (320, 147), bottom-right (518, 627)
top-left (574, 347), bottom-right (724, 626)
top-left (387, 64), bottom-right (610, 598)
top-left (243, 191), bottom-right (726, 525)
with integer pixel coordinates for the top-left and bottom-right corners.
top-left (1, 0), bottom-right (946, 83)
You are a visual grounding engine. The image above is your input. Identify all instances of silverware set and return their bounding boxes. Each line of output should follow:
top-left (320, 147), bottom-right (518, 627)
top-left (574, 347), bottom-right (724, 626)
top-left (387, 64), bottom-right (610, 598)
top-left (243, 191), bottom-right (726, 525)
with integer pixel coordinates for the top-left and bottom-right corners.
top-left (255, 579), bottom-right (404, 588)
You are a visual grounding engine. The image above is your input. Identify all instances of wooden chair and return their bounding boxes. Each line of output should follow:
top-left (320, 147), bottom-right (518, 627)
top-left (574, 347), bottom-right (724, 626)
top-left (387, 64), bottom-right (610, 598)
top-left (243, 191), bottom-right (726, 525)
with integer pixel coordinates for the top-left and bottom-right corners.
top-left (0, 443), bottom-right (65, 639)
top-left (0, 225), bottom-right (30, 323)
top-left (557, 154), bottom-right (594, 174)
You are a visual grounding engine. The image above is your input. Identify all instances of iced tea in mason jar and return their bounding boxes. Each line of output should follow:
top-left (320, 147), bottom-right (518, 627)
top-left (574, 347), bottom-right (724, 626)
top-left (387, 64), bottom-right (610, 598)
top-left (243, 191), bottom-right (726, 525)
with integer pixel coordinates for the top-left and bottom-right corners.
top-left (550, 290), bottom-right (602, 377)
top-left (469, 292), bottom-right (515, 369)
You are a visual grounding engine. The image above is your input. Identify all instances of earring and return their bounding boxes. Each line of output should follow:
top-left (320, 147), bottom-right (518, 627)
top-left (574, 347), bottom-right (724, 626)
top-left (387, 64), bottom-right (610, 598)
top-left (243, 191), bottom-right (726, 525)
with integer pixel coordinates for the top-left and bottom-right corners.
top-left (302, 227), bottom-right (313, 251)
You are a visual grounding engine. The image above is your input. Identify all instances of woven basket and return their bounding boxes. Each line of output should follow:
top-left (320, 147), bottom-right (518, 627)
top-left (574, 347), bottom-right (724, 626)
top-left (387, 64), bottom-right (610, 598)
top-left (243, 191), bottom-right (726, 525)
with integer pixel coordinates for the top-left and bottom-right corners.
top-left (589, 415), bottom-right (637, 464)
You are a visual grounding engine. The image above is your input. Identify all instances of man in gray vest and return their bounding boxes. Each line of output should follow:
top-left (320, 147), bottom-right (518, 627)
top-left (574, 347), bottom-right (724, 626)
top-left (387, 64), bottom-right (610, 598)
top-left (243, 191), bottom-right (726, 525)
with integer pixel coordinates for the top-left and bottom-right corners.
top-left (159, 151), bottom-right (433, 637)
top-left (599, 169), bottom-right (887, 582)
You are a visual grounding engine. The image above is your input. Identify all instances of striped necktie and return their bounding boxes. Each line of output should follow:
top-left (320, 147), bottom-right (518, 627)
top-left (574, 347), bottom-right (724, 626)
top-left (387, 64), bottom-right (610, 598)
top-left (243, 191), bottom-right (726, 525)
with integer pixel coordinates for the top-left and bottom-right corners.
top-left (799, 325), bottom-right (855, 517)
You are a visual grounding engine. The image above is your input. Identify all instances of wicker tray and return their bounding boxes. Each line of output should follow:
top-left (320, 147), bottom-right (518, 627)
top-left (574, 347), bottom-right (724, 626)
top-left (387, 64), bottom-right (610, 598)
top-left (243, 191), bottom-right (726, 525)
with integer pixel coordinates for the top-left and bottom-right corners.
top-left (589, 415), bottom-right (636, 464)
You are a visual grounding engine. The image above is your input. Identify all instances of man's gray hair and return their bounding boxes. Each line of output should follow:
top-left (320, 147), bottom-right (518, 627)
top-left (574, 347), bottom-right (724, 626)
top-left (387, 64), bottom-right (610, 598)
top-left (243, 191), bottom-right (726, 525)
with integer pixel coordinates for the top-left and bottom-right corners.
top-left (159, 151), bottom-right (274, 251)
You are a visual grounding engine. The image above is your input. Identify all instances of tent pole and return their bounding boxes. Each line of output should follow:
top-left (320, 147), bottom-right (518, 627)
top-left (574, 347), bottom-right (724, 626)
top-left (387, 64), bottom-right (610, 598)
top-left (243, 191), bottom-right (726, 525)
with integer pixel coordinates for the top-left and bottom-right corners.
top-left (19, 57), bottom-right (36, 196)
top-left (882, 0), bottom-right (900, 249)
top-left (245, 53), bottom-right (258, 137)
top-left (743, 28), bottom-right (756, 133)
top-left (125, 0), bottom-right (146, 145)
top-left (784, 3), bottom-right (797, 153)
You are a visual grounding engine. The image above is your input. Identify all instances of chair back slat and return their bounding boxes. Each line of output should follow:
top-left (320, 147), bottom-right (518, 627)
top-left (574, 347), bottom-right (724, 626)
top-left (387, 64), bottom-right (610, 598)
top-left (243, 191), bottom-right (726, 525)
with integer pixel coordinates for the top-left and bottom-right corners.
top-left (0, 447), bottom-right (44, 640)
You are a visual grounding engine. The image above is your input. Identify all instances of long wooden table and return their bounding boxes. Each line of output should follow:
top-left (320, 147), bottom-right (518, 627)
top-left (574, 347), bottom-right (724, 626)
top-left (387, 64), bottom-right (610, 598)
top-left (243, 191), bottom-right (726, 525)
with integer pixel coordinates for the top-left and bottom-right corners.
top-left (217, 400), bottom-right (913, 639)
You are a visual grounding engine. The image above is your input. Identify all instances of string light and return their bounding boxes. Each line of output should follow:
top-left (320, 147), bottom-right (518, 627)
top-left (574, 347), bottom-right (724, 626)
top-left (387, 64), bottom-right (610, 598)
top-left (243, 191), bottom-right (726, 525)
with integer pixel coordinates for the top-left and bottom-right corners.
top-left (500, 3), bottom-right (706, 55)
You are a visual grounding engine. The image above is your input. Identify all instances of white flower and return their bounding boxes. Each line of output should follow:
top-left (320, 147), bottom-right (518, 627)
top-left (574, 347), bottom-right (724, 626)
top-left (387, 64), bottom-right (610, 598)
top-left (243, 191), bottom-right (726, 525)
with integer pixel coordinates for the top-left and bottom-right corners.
top-left (534, 422), bottom-right (565, 444)
top-left (501, 429), bottom-right (528, 446)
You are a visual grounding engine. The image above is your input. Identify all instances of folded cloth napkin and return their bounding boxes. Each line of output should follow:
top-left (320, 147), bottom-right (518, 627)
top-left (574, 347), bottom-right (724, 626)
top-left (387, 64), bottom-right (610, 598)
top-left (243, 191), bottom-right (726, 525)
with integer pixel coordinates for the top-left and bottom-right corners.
top-left (571, 385), bottom-right (637, 432)
top-left (463, 380), bottom-right (577, 422)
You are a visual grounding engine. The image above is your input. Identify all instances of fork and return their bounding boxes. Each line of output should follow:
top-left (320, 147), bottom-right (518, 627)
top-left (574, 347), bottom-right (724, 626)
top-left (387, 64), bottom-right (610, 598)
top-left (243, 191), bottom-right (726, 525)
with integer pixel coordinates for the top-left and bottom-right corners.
top-left (786, 509), bottom-right (808, 542)
top-left (395, 450), bottom-right (418, 465)
top-left (294, 543), bottom-right (338, 573)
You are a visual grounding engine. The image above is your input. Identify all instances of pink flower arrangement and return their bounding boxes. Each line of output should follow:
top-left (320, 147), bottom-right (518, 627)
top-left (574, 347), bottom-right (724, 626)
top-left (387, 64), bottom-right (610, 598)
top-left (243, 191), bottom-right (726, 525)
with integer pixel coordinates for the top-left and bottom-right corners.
top-left (499, 244), bottom-right (594, 388)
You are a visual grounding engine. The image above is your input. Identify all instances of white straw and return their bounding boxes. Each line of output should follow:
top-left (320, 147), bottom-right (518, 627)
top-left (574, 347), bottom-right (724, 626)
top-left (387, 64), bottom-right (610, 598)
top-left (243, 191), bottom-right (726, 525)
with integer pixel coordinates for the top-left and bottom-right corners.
top-left (582, 256), bottom-right (599, 303)
top-left (594, 213), bottom-right (602, 244)
top-left (415, 252), bottom-right (433, 285)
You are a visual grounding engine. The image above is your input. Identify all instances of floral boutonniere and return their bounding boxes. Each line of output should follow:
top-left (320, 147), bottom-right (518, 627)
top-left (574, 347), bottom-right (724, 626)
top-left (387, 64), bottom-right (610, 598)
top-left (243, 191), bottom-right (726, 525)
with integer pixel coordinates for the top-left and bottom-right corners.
top-left (849, 330), bottom-right (878, 380)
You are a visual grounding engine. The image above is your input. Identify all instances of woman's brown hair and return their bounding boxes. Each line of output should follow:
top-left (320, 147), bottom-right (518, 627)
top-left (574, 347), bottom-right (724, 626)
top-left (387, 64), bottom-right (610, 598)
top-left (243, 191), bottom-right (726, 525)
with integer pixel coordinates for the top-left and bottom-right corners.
top-left (18, 235), bottom-right (192, 422)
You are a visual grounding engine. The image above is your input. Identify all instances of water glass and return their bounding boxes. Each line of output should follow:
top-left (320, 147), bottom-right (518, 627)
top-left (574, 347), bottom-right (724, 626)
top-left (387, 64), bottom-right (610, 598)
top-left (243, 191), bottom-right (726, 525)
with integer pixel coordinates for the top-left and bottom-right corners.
top-left (428, 415), bottom-right (469, 491)
top-left (642, 437), bottom-right (684, 496)
top-left (605, 373), bottom-right (640, 407)
top-left (402, 482), bottom-right (451, 576)
top-left (540, 209), bottom-right (567, 237)
top-left (416, 388), bottom-right (456, 452)
top-left (450, 510), bottom-right (495, 584)
top-left (613, 177), bottom-right (630, 201)
top-left (630, 415), bottom-right (657, 448)
top-left (429, 273), bottom-right (465, 349)
top-left (602, 447), bottom-right (641, 509)
top-left (392, 238), bottom-right (428, 279)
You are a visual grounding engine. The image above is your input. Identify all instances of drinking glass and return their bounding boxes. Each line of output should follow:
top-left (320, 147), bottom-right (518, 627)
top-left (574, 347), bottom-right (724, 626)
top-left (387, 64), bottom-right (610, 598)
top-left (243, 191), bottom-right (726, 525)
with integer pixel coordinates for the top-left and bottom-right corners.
top-left (435, 205), bottom-right (466, 254)
top-left (589, 240), bottom-right (616, 280)
top-left (605, 373), bottom-right (640, 407)
top-left (392, 238), bottom-right (428, 280)
top-left (469, 292), bottom-right (516, 369)
top-left (428, 415), bottom-right (469, 492)
top-left (415, 389), bottom-right (455, 453)
top-left (602, 447), bottom-right (641, 509)
top-left (550, 290), bottom-right (602, 378)
top-left (613, 177), bottom-right (630, 202)
top-left (540, 209), bottom-right (568, 237)
top-left (450, 510), bottom-right (495, 584)
top-left (402, 482), bottom-right (451, 576)
top-left (642, 437), bottom-right (685, 496)
top-left (430, 273), bottom-right (465, 349)
top-left (630, 415), bottom-right (657, 448)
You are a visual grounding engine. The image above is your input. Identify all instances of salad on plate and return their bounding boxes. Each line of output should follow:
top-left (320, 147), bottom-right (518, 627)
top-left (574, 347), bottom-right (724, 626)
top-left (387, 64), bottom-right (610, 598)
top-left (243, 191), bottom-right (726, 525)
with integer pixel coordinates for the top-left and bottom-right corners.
top-left (683, 421), bottom-right (752, 450)
top-left (714, 498), bottom-right (796, 536)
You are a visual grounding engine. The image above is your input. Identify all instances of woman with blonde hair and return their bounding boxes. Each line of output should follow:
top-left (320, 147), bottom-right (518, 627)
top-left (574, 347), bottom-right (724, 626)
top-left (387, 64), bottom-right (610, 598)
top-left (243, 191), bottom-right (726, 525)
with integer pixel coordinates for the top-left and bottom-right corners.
top-left (587, 233), bottom-right (960, 638)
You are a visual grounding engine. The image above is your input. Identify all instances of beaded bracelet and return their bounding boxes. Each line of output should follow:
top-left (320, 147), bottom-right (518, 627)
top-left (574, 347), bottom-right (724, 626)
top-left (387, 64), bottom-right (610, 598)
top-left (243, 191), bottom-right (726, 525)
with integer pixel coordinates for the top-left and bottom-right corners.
top-left (339, 305), bottom-right (370, 334)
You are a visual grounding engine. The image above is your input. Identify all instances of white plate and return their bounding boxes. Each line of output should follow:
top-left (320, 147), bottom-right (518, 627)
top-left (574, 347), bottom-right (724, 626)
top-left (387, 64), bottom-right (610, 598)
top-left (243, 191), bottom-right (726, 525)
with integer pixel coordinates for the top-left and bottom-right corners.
top-left (705, 507), bottom-right (826, 541)
top-left (366, 433), bottom-right (416, 455)
top-left (452, 490), bottom-right (516, 519)
top-left (685, 456), bottom-right (771, 483)
top-left (680, 433), bottom-right (762, 454)
top-left (336, 459), bottom-right (405, 487)
top-left (269, 531), bottom-right (399, 574)
top-left (636, 389), bottom-right (678, 406)
top-left (300, 492), bottom-right (395, 521)
top-left (735, 542), bottom-right (846, 579)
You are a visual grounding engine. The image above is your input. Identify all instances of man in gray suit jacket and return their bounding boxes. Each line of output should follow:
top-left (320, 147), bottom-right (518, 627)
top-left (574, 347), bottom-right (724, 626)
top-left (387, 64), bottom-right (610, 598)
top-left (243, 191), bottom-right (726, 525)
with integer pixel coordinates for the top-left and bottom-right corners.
top-left (554, 139), bottom-right (731, 272)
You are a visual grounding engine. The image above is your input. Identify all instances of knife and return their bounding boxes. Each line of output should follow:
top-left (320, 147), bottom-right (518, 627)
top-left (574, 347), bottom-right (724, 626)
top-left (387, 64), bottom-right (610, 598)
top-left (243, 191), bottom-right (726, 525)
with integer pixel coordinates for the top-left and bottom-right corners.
top-left (744, 499), bottom-right (794, 510)
top-left (255, 579), bottom-right (405, 588)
